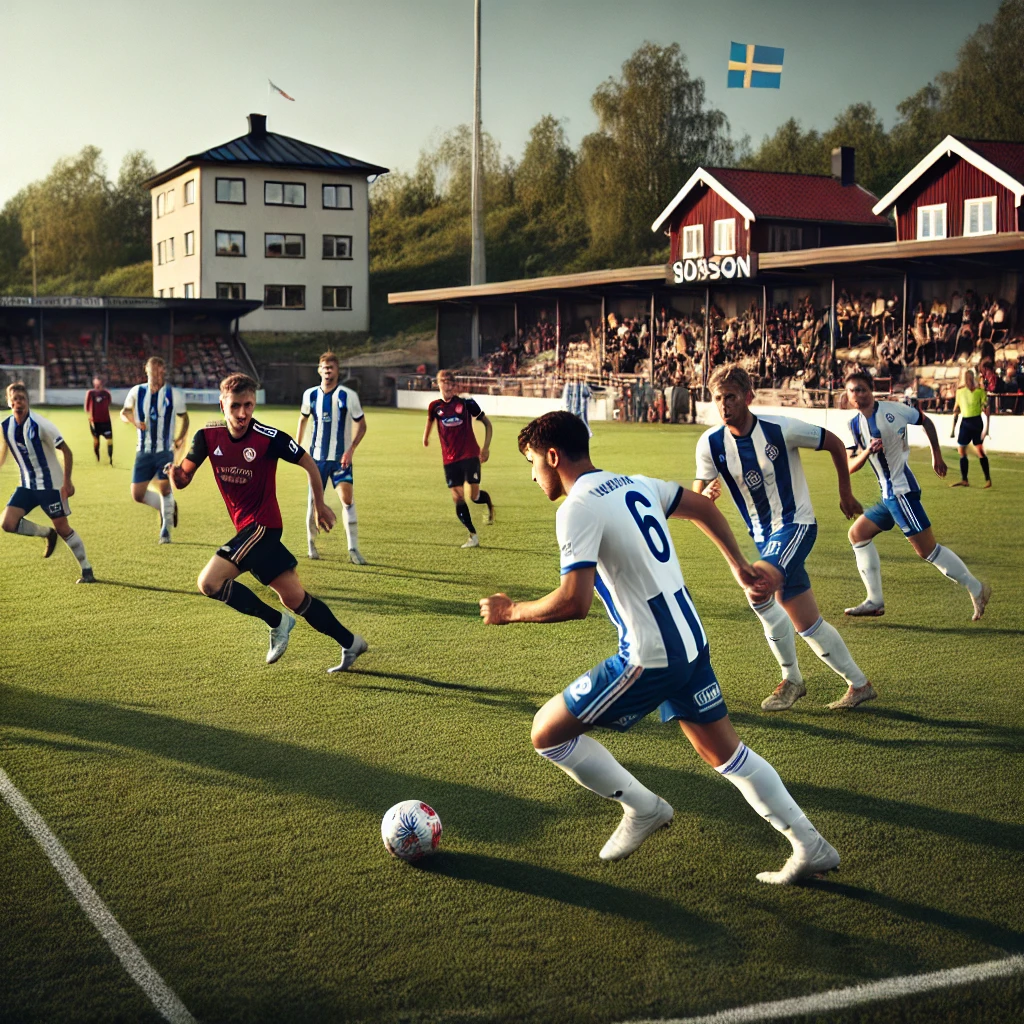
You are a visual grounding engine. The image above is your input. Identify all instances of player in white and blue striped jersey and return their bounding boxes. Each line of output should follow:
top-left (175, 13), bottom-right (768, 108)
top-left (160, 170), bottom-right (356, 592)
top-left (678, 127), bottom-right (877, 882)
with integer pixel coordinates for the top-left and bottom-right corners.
top-left (695, 365), bottom-right (874, 711)
top-left (843, 369), bottom-right (990, 621)
top-left (480, 410), bottom-right (838, 884)
top-left (296, 352), bottom-right (367, 564)
top-left (120, 356), bottom-right (188, 544)
top-left (1, 381), bottom-right (94, 582)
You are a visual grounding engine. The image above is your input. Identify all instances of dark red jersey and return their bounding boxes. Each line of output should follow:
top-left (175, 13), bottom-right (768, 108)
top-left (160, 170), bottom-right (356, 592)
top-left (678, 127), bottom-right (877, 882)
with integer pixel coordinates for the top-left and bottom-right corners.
top-left (427, 396), bottom-right (484, 465)
top-left (85, 389), bottom-right (112, 423)
top-left (186, 419), bottom-right (304, 530)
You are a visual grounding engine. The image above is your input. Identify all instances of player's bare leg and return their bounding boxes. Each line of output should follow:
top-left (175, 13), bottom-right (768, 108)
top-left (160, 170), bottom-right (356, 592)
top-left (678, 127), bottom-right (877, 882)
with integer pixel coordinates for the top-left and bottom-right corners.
top-left (846, 516), bottom-right (885, 616)
top-left (908, 526), bottom-right (990, 621)
top-left (679, 717), bottom-right (839, 884)
top-left (450, 484), bottom-right (479, 547)
top-left (532, 695), bottom-right (671, 861)
top-left (338, 481), bottom-right (366, 564)
top-left (2, 505), bottom-right (57, 558)
top-left (468, 482), bottom-right (494, 525)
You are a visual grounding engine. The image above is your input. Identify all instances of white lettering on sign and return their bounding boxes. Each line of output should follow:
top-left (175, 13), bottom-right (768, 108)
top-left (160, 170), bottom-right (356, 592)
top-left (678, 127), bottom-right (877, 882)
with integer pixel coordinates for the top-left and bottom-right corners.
top-left (670, 254), bottom-right (754, 284)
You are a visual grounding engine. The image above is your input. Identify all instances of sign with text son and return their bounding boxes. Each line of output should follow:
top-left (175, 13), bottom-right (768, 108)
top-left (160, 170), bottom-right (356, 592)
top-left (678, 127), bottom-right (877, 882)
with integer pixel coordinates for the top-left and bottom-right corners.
top-left (667, 253), bottom-right (757, 284)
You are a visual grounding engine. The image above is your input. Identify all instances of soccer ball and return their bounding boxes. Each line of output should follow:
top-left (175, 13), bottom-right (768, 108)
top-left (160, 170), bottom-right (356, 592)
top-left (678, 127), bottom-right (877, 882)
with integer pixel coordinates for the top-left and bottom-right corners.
top-left (381, 800), bottom-right (442, 862)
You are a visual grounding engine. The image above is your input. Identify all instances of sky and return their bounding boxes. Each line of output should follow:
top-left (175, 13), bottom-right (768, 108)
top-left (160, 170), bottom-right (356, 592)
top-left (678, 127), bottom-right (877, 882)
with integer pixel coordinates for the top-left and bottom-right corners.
top-left (1, 0), bottom-right (1002, 206)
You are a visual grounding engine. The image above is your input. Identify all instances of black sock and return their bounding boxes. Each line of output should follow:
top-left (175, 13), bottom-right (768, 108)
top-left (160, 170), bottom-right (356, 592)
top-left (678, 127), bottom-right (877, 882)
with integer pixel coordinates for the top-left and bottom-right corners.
top-left (107, 443), bottom-right (113, 463)
top-left (472, 490), bottom-right (492, 508)
top-left (215, 579), bottom-right (282, 627)
top-left (960, 456), bottom-right (969, 481)
top-left (455, 501), bottom-right (477, 533)
top-left (296, 593), bottom-right (354, 648)
top-left (979, 455), bottom-right (990, 481)
top-left (93, 440), bottom-right (100, 460)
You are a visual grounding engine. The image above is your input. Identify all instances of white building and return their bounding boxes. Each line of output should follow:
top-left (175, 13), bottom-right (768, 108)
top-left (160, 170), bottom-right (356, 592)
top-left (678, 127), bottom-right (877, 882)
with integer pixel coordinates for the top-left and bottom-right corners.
top-left (144, 114), bottom-right (388, 332)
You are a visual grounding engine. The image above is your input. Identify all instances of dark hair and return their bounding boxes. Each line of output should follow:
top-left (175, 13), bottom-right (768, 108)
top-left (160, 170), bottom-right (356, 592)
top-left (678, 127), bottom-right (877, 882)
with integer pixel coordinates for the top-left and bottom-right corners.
top-left (518, 411), bottom-right (590, 461)
top-left (844, 369), bottom-right (873, 389)
top-left (220, 373), bottom-right (259, 395)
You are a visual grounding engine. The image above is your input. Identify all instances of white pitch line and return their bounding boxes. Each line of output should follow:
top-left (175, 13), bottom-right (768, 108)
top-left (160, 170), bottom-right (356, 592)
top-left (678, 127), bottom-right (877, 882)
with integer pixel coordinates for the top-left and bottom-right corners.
top-left (0, 768), bottom-right (197, 1024)
top-left (616, 954), bottom-right (1024, 1024)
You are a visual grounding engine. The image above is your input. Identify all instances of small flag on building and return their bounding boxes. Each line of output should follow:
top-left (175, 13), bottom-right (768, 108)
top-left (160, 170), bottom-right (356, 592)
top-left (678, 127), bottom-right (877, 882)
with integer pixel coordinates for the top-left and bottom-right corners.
top-left (268, 79), bottom-right (295, 101)
top-left (727, 42), bottom-right (784, 88)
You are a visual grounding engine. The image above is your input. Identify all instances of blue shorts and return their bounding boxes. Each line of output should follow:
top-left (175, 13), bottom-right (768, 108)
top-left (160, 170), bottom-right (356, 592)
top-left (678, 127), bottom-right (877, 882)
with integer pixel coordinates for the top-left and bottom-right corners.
top-left (562, 646), bottom-right (727, 733)
top-left (8, 487), bottom-right (69, 520)
top-left (865, 491), bottom-right (931, 538)
top-left (755, 522), bottom-right (817, 601)
top-left (132, 450), bottom-right (174, 484)
top-left (316, 459), bottom-right (353, 488)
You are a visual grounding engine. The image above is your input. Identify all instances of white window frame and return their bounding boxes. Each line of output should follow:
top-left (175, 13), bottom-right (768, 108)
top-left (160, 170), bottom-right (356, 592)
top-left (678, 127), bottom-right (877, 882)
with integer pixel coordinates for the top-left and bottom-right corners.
top-left (183, 179), bottom-right (195, 205)
top-left (184, 230), bottom-right (195, 256)
top-left (963, 196), bottom-right (996, 237)
top-left (713, 218), bottom-right (736, 256)
top-left (183, 282), bottom-right (194, 299)
top-left (682, 224), bottom-right (703, 259)
top-left (917, 203), bottom-right (947, 240)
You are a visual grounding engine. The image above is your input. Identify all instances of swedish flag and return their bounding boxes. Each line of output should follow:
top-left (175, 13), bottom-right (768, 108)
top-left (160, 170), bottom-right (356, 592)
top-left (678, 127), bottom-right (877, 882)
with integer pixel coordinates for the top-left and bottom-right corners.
top-left (727, 42), bottom-right (784, 89)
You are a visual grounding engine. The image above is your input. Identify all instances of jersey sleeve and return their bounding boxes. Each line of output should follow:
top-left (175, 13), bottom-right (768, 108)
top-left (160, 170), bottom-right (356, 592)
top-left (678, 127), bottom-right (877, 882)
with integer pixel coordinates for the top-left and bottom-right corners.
top-left (172, 388), bottom-right (187, 415)
top-left (842, 415), bottom-right (862, 451)
top-left (898, 401), bottom-right (924, 427)
top-left (633, 475), bottom-right (684, 517)
top-left (269, 429), bottom-right (305, 464)
top-left (38, 416), bottom-right (63, 449)
top-left (347, 388), bottom-right (364, 421)
top-left (556, 498), bottom-right (602, 575)
top-left (779, 415), bottom-right (826, 451)
top-left (184, 428), bottom-right (209, 467)
top-left (694, 432), bottom-right (718, 482)
top-left (426, 400), bottom-right (439, 422)
top-left (466, 397), bottom-right (485, 420)
top-left (300, 388), bottom-right (312, 416)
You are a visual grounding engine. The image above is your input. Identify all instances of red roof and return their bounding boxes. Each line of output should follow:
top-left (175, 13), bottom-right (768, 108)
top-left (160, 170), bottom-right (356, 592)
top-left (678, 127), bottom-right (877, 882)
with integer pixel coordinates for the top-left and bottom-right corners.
top-left (958, 138), bottom-right (1024, 187)
top-left (702, 167), bottom-right (889, 225)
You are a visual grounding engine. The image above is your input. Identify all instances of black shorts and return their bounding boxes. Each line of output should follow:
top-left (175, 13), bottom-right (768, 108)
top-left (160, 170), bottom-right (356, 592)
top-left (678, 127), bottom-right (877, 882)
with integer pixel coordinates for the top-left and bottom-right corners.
top-left (215, 525), bottom-right (297, 586)
top-left (957, 416), bottom-right (984, 446)
top-left (89, 421), bottom-right (113, 439)
top-left (444, 457), bottom-right (481, 489)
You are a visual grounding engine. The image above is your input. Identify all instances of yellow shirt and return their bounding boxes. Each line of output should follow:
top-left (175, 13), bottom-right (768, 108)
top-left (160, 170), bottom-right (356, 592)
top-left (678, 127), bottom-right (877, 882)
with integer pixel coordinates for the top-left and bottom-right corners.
top-left (956, 387), bottom-right (987, 418)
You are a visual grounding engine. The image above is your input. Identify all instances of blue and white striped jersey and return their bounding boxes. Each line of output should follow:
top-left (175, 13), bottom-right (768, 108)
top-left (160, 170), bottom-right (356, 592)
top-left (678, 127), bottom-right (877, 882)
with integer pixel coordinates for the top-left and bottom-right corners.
top-left (844, 400), bottom-right (922, 499)
top-left (695, 414), bottom-right (825, 544)
top-left (556, 471), bottom-right (706, 669)
top-left (122, 383), bottom-right (187, 453)
top-left (299, 385), bottom-right (364, 462)
top-left (1, 412), bottom-right (64, 490)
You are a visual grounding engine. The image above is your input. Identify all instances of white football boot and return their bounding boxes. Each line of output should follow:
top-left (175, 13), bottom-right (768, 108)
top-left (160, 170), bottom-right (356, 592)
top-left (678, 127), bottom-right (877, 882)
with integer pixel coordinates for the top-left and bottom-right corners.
top-left (599, 797), bottom-right (674, 861)
top-left (461, 534), bottom-right (480, 549)
top-left (267, 612), bottom-right (296, 664)
top-left (328, 634), bottom-right (368, 673)
top-left (844, 600), bottom-right (884, 617)
top-left (756, 835), bottom-right (840, 885)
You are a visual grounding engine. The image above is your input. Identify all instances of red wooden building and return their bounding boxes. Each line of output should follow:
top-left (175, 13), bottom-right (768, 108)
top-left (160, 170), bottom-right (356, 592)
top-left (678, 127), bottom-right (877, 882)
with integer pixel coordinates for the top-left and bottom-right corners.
top-left (872, 135), bottom-right (1024, 240)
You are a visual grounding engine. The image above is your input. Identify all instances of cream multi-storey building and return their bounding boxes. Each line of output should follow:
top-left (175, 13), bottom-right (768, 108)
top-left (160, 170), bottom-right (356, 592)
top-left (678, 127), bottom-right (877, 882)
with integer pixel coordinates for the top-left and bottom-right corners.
top-left (144, 114), bottom-right (388, 332)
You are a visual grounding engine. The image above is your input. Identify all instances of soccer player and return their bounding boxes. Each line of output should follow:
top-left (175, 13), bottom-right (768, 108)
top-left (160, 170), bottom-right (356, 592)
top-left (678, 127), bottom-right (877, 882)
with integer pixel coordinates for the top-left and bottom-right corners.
top-left (120, 356), bottom-right (188, 544)
top-left (423, 369), bottom-right (494, 548)
top-left (296, 352), bottom-right (367, 564)
top-left (843, 369), bottom-right (991, 621)
top-left (169, 373), bottom-right (367, 672)
top-left (84, 375), bottom-right (113, 465)
top-left (0, 381), bottom-right (94, 582)
top-left (694, 365), bottom-right (874, 711)
top-left (949, 368), bottom-right (992, 489)
top-left (480, 410), bottom-right (839, 884)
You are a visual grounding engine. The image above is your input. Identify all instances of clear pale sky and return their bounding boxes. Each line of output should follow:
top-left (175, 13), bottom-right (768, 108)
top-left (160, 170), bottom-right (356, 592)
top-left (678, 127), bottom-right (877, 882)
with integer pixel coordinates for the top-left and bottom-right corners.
top-left (2, 0), bottom-right (1001, 206)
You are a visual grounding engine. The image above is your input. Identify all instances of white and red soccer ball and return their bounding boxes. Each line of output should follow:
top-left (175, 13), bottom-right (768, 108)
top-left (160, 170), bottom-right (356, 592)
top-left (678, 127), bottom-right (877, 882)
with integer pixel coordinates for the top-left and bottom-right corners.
top-left (381, 800), bottom-right (442, 862)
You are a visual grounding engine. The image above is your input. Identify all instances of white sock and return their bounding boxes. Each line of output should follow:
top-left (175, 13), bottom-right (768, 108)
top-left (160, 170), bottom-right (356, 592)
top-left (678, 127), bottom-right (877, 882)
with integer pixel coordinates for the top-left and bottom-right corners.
top-left (160, 492), bottom-right (174, 531)
top-left (141, 490), bottom-right (162, 513)
top-left (537, 734), bottom-right (659, 815)
top-left (343, 502), bottom-right (358, 551)
top-left (852, 540), bottom-right (884, 605)
top-left (306, 487), bottom-right (318, 548)
top-left (750, 597), bottom-right (802, 683)
top-left (15, 518), bottom-right (50, 538)
top-left (927, 544), bottom-right (982, 598)
top-left (799, 616), bottom-right (868, 688)
top-left (715, 742), bottom-right (819, 853)
top-left (63, 530), bottom-right (91, 570)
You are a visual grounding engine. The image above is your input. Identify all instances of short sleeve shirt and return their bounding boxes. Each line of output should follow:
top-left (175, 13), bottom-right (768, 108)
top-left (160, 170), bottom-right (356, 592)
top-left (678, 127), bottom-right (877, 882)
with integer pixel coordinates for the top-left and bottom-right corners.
top-left (427, 396), bottom-right (484, 465)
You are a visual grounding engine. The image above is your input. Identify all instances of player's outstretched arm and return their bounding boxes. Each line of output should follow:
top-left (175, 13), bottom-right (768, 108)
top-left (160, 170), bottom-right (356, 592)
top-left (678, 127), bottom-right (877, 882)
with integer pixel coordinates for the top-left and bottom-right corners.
top-left (480, 567), bottom-right (595, 625)
top-left (297, 451), bottom-right (336, 531)
top-left (820, 430), bottom-right (862, 519)
top-left (919, 414), bottom-right (947, 477)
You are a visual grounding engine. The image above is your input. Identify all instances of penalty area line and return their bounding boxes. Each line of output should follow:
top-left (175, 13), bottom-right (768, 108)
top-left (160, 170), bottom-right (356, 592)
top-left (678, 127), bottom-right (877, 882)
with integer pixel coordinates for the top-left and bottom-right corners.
top-left (616, 953), bottom-right (1024, 1024)
top-left (0, 767), bottom-right (197, 1024)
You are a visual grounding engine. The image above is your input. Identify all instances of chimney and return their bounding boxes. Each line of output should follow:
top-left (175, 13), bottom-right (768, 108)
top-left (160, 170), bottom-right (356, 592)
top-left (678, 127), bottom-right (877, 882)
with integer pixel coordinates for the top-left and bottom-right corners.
top-left (248, 113), bottom-right (267, 137)
top-left (831, 146), bottom-right (855, 187)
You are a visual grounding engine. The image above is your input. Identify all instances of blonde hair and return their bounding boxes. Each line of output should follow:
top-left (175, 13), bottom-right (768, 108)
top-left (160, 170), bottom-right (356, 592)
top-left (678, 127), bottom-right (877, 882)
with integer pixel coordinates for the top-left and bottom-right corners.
top-left (5, 381), bottom-right (27, 402)
top-left (960, 368), bottom-right (977, 390)
top-left (707, 364), bottom-right (752, 395)
top-left (145, 355), bottom-right (165, 371)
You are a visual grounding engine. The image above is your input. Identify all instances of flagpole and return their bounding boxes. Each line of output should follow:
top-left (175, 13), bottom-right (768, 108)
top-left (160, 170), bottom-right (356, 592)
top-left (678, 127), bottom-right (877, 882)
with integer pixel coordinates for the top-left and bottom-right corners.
top-left (470, 0), bottom-right (486, 362)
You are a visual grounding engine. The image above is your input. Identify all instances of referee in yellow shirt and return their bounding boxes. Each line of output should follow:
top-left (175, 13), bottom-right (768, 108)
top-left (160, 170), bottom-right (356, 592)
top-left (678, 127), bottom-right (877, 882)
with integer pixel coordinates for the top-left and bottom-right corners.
top-left (950, 369), bottom-right (992, 488)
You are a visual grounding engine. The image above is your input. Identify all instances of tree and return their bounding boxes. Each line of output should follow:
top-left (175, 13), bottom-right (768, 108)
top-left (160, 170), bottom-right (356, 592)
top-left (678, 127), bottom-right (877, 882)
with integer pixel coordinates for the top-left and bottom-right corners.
top-left (822, 103), bottom-right (896, 198)
top-left (110, 150), bottom-right (157, 267)
top-left (515, 115), bottom-right (576, 218)
top-left (743, 119), bottom-right (826, 175)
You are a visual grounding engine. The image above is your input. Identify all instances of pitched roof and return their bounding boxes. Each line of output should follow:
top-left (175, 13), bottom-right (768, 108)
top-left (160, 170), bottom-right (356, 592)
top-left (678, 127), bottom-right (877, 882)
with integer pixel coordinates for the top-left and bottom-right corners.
top-left (144, 116), bottom-right (389, 188)
top-left (872, 136), bottom-right (1024, 215)
top-left (652, 166), bottom-right (887, 233)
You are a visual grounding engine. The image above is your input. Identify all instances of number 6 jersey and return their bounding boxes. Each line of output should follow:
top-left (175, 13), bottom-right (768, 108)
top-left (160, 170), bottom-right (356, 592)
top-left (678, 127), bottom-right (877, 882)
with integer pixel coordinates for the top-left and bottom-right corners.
top-left (556, 471), bottom-right (706, 669)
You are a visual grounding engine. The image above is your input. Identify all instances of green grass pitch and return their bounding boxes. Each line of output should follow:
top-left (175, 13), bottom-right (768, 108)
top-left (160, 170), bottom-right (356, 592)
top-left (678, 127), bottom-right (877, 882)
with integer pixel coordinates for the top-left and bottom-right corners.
top-left (1, 406), bottom-right (1022, 1024)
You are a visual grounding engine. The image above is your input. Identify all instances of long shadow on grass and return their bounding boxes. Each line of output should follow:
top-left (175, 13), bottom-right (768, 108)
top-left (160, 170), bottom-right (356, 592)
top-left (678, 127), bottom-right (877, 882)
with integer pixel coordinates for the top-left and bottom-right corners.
top-left (309, 589), bottom-right (483, 619)
top-left (99, 579), bottom-right (203, 597)
top-left (421, 851), bottom-right (723, 943)
top-left (0, 684), bottom-right (549, 843)
top-left (637, 765), bottom-right (1024, 854)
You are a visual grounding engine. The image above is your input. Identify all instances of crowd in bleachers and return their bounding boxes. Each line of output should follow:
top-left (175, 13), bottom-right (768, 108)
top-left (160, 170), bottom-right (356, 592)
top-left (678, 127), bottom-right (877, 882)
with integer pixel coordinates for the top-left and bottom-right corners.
top-left (0, 330), bottom-right (245, 389)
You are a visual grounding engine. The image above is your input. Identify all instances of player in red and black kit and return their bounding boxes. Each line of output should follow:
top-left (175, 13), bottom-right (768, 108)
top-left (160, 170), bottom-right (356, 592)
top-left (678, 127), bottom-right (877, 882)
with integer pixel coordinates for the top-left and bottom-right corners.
top-left (423, 369), bottom-right (494, 548)
top-left (169, 373), bottom-right (368, 672)
top-left (84, 375), bottom-right (113, 464)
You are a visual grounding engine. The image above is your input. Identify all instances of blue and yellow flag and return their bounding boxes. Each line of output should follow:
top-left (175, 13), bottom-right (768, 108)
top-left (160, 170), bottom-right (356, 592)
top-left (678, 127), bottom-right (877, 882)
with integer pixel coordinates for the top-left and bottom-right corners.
top-left (727, 42), bottom-right (784, 89)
